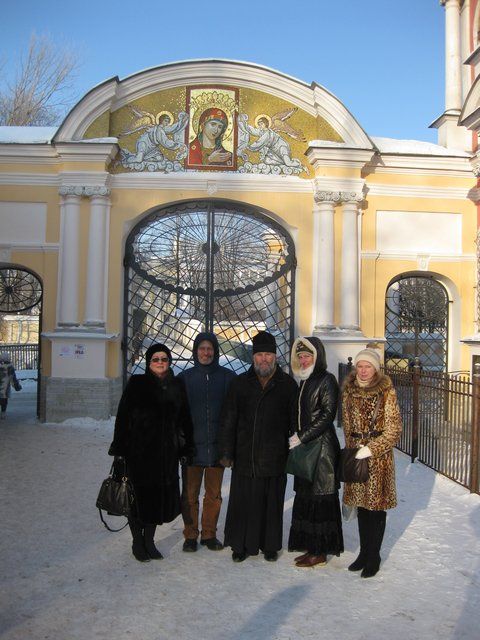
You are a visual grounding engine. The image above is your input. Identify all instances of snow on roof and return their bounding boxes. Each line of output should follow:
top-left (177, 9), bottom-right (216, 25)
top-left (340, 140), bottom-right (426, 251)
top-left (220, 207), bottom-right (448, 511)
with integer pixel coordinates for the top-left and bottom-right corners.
top-left (0, 127), bottom-right (118, 144)
top-left (371, 136), bottom-right (470, 157)
top-left (0, 126), bottom-right (58, 143)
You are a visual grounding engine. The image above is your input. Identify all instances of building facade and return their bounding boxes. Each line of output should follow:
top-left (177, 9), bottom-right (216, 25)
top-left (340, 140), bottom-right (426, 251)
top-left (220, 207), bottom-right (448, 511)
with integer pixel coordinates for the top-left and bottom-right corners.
top-left (0, 43), bottom-right (477, 420)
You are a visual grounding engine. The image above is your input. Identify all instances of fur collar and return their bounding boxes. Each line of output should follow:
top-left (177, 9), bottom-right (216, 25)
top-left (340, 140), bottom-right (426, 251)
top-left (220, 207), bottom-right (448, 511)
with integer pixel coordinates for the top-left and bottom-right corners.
top-left (343, 371), bottom-right (393, 396)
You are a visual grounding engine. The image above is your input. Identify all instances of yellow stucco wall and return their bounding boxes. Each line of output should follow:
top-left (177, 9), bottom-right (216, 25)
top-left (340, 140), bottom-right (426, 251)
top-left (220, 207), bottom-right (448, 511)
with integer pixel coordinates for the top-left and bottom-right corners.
top-left (0, 159), bottom-right (476, 376)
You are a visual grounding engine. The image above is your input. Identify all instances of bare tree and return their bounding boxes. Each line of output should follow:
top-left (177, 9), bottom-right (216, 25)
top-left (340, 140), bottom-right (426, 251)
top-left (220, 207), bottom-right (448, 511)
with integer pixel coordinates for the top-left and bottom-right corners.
top-left (0, 33), bottom-right (80, 126)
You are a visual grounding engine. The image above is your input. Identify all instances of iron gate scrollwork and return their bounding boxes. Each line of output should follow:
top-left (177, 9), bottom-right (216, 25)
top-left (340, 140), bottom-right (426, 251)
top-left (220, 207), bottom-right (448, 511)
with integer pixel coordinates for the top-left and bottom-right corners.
top-left (385, 275), bottom-right (449, 372)
top-left (123, 200), bottom-right (296, 378)
top-left (0, 267), bottom-right (42, 313)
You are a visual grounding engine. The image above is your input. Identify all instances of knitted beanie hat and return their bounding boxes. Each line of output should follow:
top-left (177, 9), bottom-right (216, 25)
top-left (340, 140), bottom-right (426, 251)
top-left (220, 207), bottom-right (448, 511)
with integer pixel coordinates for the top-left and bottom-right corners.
top-left (354, 348), bottom-right (381, 372)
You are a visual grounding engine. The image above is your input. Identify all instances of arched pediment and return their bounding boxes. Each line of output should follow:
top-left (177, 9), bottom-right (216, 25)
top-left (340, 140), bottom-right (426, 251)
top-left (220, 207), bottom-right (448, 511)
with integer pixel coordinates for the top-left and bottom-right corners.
top-left (54, 59), bottom-right (372, 177)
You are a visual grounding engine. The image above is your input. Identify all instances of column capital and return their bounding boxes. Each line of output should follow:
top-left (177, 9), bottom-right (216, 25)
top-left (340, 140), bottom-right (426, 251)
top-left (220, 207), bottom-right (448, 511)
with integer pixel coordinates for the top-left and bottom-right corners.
top-left (59, 185), bottom-right (111, 197)
top-left (314, 189), bottom-right (364, 204)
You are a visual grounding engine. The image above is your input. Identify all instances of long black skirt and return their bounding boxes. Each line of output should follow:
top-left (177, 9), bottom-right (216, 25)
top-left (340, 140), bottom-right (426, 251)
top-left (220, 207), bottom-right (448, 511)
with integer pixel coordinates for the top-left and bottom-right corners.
top-left (288, 478), bottom-right (344, 556)
top-left (224, 471), bottom-right (287, 555)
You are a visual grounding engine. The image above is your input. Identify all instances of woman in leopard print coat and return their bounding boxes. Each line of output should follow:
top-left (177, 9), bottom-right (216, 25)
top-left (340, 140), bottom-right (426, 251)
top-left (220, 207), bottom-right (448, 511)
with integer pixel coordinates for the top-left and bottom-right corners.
top-left (342, 348), bottom-right (402, 578)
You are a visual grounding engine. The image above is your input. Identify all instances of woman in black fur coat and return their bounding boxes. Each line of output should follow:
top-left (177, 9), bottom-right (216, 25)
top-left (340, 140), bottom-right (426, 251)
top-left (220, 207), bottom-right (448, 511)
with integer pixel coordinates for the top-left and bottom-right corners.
top-left (109, 343), bottom-right (194, 562)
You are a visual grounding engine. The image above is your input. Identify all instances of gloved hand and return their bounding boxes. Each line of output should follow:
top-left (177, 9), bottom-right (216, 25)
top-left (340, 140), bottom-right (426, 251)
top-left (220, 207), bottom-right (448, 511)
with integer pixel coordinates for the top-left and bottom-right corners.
top-left (355, 445), bottom-right (372, 460)
top-left (180, 455), bottom-right (192, 466)
top-left (219, 456), bottom-right (233, 468)
top-left (289, 434), bottom-right (301, 449)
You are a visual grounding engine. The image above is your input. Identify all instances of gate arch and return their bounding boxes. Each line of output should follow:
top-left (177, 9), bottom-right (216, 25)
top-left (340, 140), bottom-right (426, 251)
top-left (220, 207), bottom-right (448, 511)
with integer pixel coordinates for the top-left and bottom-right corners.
top-left (0, 264), bottom-right (43, 416)
top-left (385, 273), bottom-right (450, 371)
top-left (123, 200), bottom-right (296, 378)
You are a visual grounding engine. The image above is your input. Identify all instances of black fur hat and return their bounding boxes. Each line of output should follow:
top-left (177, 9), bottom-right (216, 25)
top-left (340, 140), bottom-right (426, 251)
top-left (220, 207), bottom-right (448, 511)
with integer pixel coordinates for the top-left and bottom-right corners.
top-left (252, 331), bottom-right (276, 355)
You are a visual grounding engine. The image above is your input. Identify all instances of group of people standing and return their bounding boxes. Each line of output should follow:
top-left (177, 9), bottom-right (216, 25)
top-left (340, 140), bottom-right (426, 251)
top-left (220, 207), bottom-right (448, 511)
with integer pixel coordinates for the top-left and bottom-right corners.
top-left (108, 330), bottom-right (402, 579)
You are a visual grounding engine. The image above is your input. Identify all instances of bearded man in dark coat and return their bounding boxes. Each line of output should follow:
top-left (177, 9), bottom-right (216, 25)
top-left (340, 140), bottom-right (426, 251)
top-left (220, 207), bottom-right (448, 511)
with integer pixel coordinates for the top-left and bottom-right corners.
top-left (219, 331), bottom-right (297, 562)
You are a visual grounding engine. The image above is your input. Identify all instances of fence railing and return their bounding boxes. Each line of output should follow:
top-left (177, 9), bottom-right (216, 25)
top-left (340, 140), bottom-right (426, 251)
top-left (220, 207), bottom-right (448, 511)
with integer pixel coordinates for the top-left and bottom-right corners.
top-left (338, 358), bottom-right (480, 494)
top-left (0, 343), bottom-right (39, 370)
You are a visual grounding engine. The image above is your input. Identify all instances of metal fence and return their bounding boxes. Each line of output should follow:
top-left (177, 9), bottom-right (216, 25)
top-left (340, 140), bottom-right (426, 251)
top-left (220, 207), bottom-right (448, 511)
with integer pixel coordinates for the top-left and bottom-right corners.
top-left (338, 358), bottom-right (480, 494)
top-left (0, 343), bottom-right (39, 370)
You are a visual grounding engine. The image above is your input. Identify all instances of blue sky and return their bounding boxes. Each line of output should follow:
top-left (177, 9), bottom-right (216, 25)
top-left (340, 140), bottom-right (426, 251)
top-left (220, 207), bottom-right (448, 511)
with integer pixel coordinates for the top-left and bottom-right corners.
top-left (1, 0), bottom-right (444, 142)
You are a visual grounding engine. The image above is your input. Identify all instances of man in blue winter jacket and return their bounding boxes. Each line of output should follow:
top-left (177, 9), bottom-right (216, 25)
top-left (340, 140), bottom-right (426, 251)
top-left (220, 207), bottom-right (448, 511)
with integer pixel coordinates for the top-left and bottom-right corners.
top-left (178, 332), bottom-right (236, 552)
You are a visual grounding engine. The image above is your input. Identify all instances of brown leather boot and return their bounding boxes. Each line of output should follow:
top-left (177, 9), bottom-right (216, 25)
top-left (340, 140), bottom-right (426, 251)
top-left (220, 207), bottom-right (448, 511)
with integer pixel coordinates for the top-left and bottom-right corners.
top-left (295, 553), bottom-right (327, 568)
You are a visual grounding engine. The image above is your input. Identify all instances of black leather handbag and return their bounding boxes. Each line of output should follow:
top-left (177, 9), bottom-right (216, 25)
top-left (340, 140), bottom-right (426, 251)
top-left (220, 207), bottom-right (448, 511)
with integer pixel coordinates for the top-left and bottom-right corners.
top-left (339, 448), bottom-right (369, 483)
top-left (96, 460), bottom-right (135, 531)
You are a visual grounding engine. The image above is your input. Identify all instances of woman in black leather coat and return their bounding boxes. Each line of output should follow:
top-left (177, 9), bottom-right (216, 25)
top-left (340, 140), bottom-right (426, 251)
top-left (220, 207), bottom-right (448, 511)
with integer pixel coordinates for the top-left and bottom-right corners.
top-left (288, 336), bottom-right (344, 567)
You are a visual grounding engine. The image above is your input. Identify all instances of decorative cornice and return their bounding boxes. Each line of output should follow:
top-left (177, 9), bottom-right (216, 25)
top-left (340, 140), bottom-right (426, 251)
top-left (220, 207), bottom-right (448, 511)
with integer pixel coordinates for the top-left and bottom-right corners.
top-left (54, 141), bottom-right (119, 163)
top-left (0, 173), bottom-right (59, 186)
top-left (0, 144), bottom-right (59, 165)
top-left (361, 250), bottom-right (475, 263)
top-left (306, 144), bottom-right (375, 169)
top-left (366, 183), bottom-right (472, 200)
top-left (42, 330), bottom-right (119, 340)
top-left (111, 170), bottom-right (313, 193)
top-left (365, 153), bottom-right (472, 176)
top-left (0, 243), bottom-right (59, 253)
top-left (59, 185), bottom-right (111, 197)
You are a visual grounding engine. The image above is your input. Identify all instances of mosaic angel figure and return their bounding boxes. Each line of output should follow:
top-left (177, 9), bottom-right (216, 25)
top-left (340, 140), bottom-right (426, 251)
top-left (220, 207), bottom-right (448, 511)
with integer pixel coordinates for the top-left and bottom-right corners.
top-left (119, 107), bottom-right (189, 172)
top-left (237, 107), bottom-right (306, 175)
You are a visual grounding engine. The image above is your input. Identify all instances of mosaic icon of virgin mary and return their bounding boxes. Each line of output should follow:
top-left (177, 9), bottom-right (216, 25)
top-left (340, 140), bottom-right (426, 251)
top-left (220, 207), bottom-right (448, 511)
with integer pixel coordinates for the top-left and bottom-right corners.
top-left (187, 108), bottom-right (233, 168)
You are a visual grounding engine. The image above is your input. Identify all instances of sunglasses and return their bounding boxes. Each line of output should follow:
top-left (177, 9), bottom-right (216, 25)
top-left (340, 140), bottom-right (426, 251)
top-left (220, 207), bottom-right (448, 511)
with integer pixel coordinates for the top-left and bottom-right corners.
top-left (150, 357), bottom-right (169, 363)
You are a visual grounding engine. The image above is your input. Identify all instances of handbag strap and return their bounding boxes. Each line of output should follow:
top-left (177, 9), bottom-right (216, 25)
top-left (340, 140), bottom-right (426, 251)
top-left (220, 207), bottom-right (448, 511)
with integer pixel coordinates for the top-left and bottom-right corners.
top-left (371, 393), bottom-right (382, 428)
top-left (98, 509), bottom-right (129, 532)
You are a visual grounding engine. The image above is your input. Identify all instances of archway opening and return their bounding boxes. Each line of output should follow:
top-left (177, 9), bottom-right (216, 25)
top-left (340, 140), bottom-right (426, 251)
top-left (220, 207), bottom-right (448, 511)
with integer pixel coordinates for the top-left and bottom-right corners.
top-left (123, 199), bottom-right (296, 379)
top-left (0, 265), bottom-right (43, 418)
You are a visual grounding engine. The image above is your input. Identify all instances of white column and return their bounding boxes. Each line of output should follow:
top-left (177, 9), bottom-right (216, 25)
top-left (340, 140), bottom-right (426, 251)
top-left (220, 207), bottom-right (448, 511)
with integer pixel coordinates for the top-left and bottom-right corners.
top-left (340, 200), bottom-right (360, 331)
top-left (313, 197), bottom-right (336, 330)
top-left (84, 193), bottom-right (110, 328)
top-left (443, 0), bottom-right (462, 112)
top-left (57, 192), bottom-right (81, 327)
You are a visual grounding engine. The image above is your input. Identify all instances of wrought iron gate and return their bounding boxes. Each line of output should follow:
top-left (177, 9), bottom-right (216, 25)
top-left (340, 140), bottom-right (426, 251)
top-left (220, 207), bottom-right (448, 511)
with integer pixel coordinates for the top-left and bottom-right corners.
top-left (385, 275), bottom-right (449, 371)
top-left (123, 200), bottom-right (296, 378)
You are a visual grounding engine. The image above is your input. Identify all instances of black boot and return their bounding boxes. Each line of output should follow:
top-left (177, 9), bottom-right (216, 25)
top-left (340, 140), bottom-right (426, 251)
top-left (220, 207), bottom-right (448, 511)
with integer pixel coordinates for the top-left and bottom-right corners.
top-left (128, 518), bottom-right (151, 562)
top-left (361, 510), bottom-right (386, 578)
top-left (348, 507), bottom-right (368, 571)
top-left (144, 524), bottom-right (163, 559)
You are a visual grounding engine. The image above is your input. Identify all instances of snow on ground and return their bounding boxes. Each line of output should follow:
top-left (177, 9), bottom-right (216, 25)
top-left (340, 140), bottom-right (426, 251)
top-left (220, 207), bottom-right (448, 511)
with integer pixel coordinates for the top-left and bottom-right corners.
top-left (0, 390), bottom-right (479, 640)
